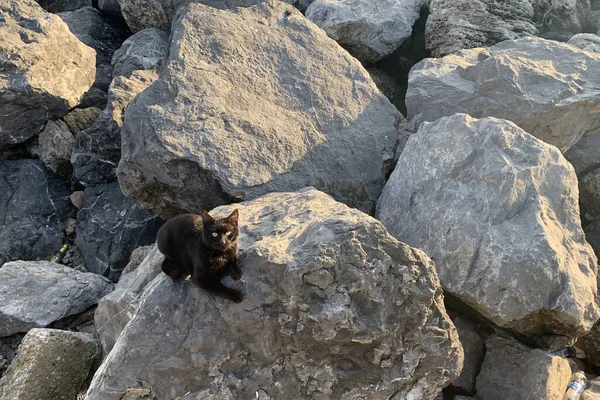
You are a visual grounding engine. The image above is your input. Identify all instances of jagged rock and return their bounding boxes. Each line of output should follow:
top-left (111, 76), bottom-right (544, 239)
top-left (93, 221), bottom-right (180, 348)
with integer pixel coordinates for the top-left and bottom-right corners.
top-left (406, 37), bottom-right (600, 152)
top-left (86, 188), bottom-right (463, 399)
top-left (568, 33), bottom-right (600, 52)
top-left (532, 0), bottom-right (592, 41)
top-left (118, 1), bottom-right (400, 218)
top-left (0, 329), bottom-right (100, 400)
top-left (37, 0), bottom-right (92, 12)
top-left (564, 131), bottom-right (600, 176)
top-left (72, 69), bottom-right (158, 186)
top-left (61, 107), bottom-right (102, 134)
top-left (376, 114), bottom-right (599, 345)
top-left (425, 0), bottom-right (537, 57)
top-left (0, 0), bottom-right (96, 149)
top-left (95, 246), bottom-right (163, 354)
top-left (58, 6), bottom-right (124, 91)
top-left (585, 218), bottom-right (600, 260)
top-left (580, 168), bottom-right (600, 218)
top-left (305, 0), bottom-right (425, 63)
top-left (121, 245), bottom-right (154, 275)
top-left (585, 319), bottom-right (600, 367)
top-left (79, 86), bottom-right (109, 109)
top-left (0, 160), bottom-right (73, 266)
top-left (475, 335), bottom-right (571, 400)
top-left (38, 120), bottom-right (75, 179)
top-left (0, 261), bottom-right (113, 337)
top-left (75, 182), bottom-right (163, 279)
top-left (111, 28), bottom-right (169, 77)
top-left (450, 316), bottom-right (484, 394)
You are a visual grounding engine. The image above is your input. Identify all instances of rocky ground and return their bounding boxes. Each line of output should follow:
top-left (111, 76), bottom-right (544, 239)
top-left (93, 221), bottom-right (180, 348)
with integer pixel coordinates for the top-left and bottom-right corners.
top-left (2, 0), bottom-right (600, 399)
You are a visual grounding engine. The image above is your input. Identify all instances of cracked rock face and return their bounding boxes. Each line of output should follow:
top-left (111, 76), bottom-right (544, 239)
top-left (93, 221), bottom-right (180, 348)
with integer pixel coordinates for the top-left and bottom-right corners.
top-left (377, 114), bottom-right (599, 345)
top-left (75, 182), bottom-right (163, 279)
top-left (0, 0), bottom-right (96, 149)
top-left (86, 188), bottom-right (462, 400)
top-left (117, 1), bottom-right (400, 218)
top-left (111, 28), bottom-right (169, 77)
top-left (0, 261), bottom-right (113, 337)
top-left (0, 159), bottom-right (73, 266)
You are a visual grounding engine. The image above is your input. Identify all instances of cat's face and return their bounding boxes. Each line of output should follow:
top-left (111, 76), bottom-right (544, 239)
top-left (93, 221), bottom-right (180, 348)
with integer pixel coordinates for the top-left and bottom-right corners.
top-left (201, 209), bottom-right (239, 251)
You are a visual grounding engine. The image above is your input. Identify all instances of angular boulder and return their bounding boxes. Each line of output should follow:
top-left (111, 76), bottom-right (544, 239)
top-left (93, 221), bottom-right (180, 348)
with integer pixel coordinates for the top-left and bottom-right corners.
top-left (75, 182), bottom-right (164, 279)
top-left (475, 335), bottom-right (572, 400)
top-left (406, 37), bottom-right (600, 152)
top-left (305, 0), bottom-right (426, 63)
top-left (86, 189), bottom-right (462, 399)
top-left (450, 316), bottom-right (484, 394)
top-left (0, 159), bottom-right (73, 266)
top-left (0, 261), bottom-right (113, 337)
top-left (376, 114), bottom-right (599, 344)
top-left (0, 0), bottom-right (96, 148)
top-left (532, 0), bottom-right (592, 41)
top-left (568, 33), bottom-right (600, 53)
top-left (425, 0), bottom-right (537, 57)
top-left (72, 69), bottom-right (158, 186)
top-left (118, 1), bottom-right (400, 217)
top-left (564, 130), bottom-right (600, 177)
top-left (39, 120), bottom-right (76, 179)
top-left (111, 28), bottom-right (169, 77)
top-left (0, 328), bottom-right (100, 400)
top-left (580, 167), bottom-right (600, 218)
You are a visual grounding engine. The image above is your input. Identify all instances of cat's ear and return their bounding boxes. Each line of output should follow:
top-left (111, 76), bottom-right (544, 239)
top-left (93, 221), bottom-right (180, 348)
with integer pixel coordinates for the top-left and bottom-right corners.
top-left (201, 210), bottom-right (215, 226)
top-left (228, 209), bottom-right (239, 225)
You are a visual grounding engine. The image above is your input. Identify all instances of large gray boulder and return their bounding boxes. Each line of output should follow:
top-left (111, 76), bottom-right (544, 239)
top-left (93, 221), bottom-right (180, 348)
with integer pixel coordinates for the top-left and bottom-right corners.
top-left (0, 261), bottom-right (113, 337)
top-left (75, 182), bottom-right (163, 279)
top-left (86, 189), bottom-right (463, 400)
top-left (376, 114), bottom-right (599, 345)
top-left (425, 0), bottom-right (537, 58)
top-left (568, 33), bottom-right (600, 53)
top-left (0, 328), bottom-right (100, 400)
top-left (475, 335), bottom-right (572, 400)
top-left (532, 0), bottom-right (592, 41)
top-left (111, 28), bottom-right (169, 77)
top-left (564, 130), bottom-right (600, 176)
top-left (118, 1), bottom-right (400, 218)
top-left (305, 0), bottom-right (426, 63)
top-left (406, 37), bottom-right (600, 152)
top-left (72, 69), bottom-right (158, 186)
top-left (0, 160), bottom-right (73, 266)
top-left (0, 0), bottom-right (96, 149)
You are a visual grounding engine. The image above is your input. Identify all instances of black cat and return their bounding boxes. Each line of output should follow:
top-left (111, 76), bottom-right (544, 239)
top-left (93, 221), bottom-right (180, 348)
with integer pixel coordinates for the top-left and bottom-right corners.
top-left (156, 209), bottom-right (243, 303)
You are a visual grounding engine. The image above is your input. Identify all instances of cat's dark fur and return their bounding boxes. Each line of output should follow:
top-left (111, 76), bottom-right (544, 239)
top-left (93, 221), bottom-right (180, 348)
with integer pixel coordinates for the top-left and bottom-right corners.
top-left (156, 209), bottom-right (243, 303)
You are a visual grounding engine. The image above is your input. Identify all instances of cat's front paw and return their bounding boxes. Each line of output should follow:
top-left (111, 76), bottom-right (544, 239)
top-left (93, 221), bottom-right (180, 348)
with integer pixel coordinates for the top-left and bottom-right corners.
top-left (231, 268), bottom-right (242, 281)
top-left (229, 290), bottom-right (244, 303)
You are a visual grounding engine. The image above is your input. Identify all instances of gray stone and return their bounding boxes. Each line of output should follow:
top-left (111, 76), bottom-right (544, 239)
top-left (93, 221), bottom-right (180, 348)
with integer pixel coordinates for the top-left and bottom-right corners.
top-left (37, 0), bottom-right (92, 12)
top-left (98, 0), bottom-right (122, 19)
top-left (376, 114), bottom-right (599, 344)
top-left (295, 0), bottom-right (314, 12)
top-left (111, 28), bottom-right (169, 77)
top-left (585, 318), bottom-right (600, 366)
top-left (583, 377), bottom-right (600, 400)
top-left (475, 335), bottom-right (571, 400)
top-left (79, 86), bottom-right (109, 109)
top-left (585, 218), bottom-right (600, 261)
top-left (564, 130), bottom-right (600, 176)
top-left (0, 261), bottom-right (113, 337)
top-left (425, 0), bottom-right (537, 57)
top-left (94, 246), bottom-right (163, 354)
top-left (451, 316), bottom-right (485, 394)
top-left (118, 1), bottom-right (400, 218)
top-left (61, 107), bottom-right (102, 134)
top-left (72, 69), bottom-right (158, 186)
top-left (568, 33), bottom-right (600, 52)
top-left (532, 0), bottom-right (592, 41)
top-left (75, 182), bottom-right (164, 279)
top-left (580, 168), bottom-right (600, 218)
top-left (0, 159), bottom-right (73, 267)
top-left (86, 188), bottom-right (463, 400)
top-left (38, 120), bottom-right (75, 179)
top-left (0, 0), bottom-right (96, 149)
top-left (305, 0), bottom-right (425, 63)
top-left (0, 328), bottom-right (100, 400)
top-left (406, 37), bottom-right (600, 152)
top-left (58, 7), bottom-right (124, 91)
top-left (367, 67), bottom-right (407, 115)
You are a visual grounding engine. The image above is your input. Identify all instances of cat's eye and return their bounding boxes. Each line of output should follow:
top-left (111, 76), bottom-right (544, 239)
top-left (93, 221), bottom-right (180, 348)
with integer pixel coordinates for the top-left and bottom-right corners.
top-left (212, 232), bottom-right (218, 237)
top-left (225, 231), bottom-right (231, 236)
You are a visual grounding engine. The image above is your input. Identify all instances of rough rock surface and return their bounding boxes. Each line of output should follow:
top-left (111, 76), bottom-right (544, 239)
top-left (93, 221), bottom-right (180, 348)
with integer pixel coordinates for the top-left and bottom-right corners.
top-left (585, 319), bottom-right (600, 367)
top-left (38, 120), bottom-right (75, 179)
top-left (564, 131), bottom-right (600, 176)
top-left (0, 329), bottom-right (100, 400)
top-left (73, 70), bottom-right (158, 186)
top-left (37, 0), bottom-right (92, 12)
top-left (0, 0), bottom-right (96, 148)
top-left (0, 159), bottom-right (73, 266)
top-left (406, 37), bottom-right (600, 152)
top-left (583, 377), bottom-right (600, 400)
top-left (568, 33), bottom-right (600, 53)
top-left (586, 218), bottom-right (600, 260)
top-left (118, 1), bottom-right (400, 218)
top-left (86, 189), bottom-right (462, 400)
top-left (61, 107), bottom-right (102, 134)
top-left (425, 0), bottom-right (537, 57)
top-left (305, 0), bottom-right (425, 63)
top-left (111, 28), bottom-right (169, 77)
top-left (532, 0), bottom-right (592, 41)
top-left (75, 182), bottom-right (163, 279)
top-left (57, 6), bottom-right (124, 91)
top-left (376, 114), bottom-right (599, 344)
top-left (580, 168), bottom-right (600, 218)
top-left (0, 261), bottom-right (113, 337)
top-left (450, 316), bottom-right (484, 394)
top-left (475, 335), bottom-right (571, 400)
top-left (95, 246), bottom-right (162, 354)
